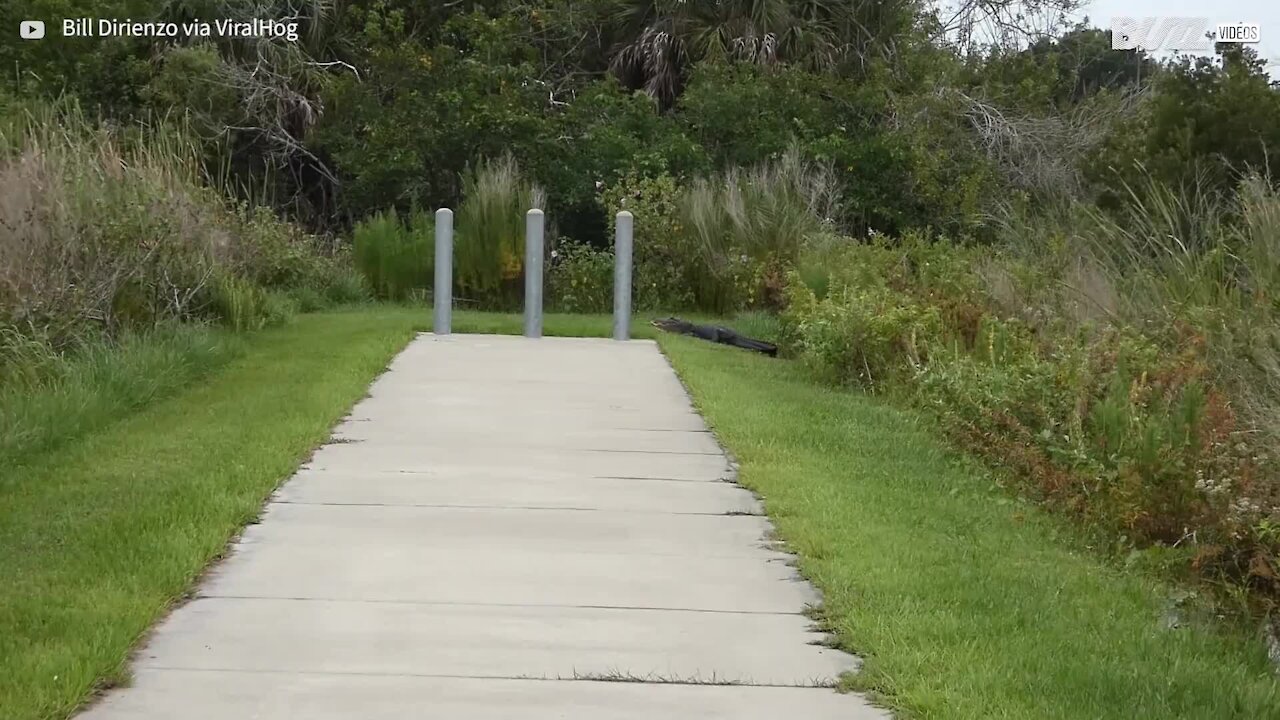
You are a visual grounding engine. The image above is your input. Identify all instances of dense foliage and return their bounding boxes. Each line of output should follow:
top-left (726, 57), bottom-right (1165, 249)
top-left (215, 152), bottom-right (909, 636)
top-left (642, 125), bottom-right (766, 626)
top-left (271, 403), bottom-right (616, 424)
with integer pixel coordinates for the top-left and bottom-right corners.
top-left (0, 106), bottom-right (364, 376)
top-left (8, 3), bottom-right (1277, 256)
top-left (779, 179), bottom-right (1280, 616)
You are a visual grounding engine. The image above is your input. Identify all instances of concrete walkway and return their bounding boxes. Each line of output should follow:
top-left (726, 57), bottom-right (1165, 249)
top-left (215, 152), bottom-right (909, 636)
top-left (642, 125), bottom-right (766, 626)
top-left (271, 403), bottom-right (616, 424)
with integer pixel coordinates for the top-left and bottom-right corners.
top-left (82, 334), bottom-right (888, 719)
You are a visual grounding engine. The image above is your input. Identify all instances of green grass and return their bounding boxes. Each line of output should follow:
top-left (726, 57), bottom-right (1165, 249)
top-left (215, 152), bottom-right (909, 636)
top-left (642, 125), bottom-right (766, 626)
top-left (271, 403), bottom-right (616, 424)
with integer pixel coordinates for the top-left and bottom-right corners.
top-left (0, 325), bottom-right (244, 465)
top-left (0, 309), bottom-right (424, 720)
top-left (448, 307), bottom-right (778, 341)
top-left (657, 334), bottom-right (1280, 719)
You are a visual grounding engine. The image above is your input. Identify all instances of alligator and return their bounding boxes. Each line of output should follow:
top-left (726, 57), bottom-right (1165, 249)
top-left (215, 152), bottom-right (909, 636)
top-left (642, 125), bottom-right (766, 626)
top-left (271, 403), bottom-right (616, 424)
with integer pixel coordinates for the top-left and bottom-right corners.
top-left (650, 317), bottom-right (778, 357)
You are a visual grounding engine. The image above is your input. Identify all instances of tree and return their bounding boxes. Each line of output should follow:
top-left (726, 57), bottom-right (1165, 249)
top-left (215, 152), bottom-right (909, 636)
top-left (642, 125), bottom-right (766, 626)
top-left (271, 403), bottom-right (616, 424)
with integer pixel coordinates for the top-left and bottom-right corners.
top-left (142, 0), bottom-right (356, 225)
top-left (1088, 46), bottom-right (1280, 206)
top-left (970, 26), bottom-right (1152, 111)
top-left (309, 11), bottom-right (552, 223)
top-left (605, 0), bottom-right (914, 107)
top-left (677, 62), bottom-right (997, 235)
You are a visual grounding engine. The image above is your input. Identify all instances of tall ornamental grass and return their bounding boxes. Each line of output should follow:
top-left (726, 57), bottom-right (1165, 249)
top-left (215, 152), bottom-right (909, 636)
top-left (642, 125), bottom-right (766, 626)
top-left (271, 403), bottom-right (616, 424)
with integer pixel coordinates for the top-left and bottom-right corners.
top-left (455, 154), bottom-right (545, 304)
top-left (677, 147), bottom-right (840, 311)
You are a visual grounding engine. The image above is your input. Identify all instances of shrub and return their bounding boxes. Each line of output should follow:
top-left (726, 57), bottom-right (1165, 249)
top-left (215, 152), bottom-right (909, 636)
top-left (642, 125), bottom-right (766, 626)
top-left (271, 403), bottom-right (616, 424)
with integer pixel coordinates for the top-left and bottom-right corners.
top-left (548, 239), bottom-right (614, 313)
top-left (782, 272), bottom-right (944, 388)
top-left (309, 22), bottom-right (552, 224)
top-left (781, 208), bottom-right (1280, 613)
top-left (0, 106), bottom-right (220, 346)
top-left (1086, 48), bottom-right (1280, 207)
top-left (204, 275), bottom-right (294, 332)
top-left (352, 209), bottom-right (433, 301)
top-left (601, 172), bottom-right (693, 310)
top-left (226, 206), bottom-right (321, 288)
top-left (791, 233), bottom-right (988, 348)
top-left (536, 78), bottom-right (708, 246)
top-left (317, 265), bottom-right (373, 305)
top-left (0, 100), bottom-right (346, 379)
top-left (287, 287), bottom-right (327, 313)
top-left (677, 62), bottom-right (997, 236)
top-left (792, 231), bottom-right (867, 301)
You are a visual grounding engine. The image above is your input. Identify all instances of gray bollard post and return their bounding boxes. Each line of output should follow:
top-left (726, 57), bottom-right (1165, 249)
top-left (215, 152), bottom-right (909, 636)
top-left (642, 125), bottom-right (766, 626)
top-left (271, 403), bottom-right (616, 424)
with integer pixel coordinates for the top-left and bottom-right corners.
top-left (524, 209), bottom-right (544, 338)
top-left (433, 208), bottom-right (453, 335)
top-left (613, 211), bottom-right (633, 340)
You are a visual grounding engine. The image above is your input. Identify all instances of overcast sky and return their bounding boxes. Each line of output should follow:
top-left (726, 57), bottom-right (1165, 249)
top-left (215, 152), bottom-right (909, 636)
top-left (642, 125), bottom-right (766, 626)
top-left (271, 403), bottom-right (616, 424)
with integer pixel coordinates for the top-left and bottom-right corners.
top-left (1077, 0), bottom-right (1279, 72)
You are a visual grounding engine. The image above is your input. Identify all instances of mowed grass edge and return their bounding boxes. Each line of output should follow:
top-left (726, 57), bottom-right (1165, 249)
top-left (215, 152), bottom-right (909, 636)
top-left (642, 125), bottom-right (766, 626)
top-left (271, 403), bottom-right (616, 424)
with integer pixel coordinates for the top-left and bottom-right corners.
top-left (656, 334), bottom-right (1280, 720)
top-left (0, 309), bottom-right (425, 720)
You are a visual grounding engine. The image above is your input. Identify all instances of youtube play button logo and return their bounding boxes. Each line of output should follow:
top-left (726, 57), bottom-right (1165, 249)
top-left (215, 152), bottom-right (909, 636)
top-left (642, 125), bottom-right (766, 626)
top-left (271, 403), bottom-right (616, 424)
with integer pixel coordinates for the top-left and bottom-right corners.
top-left (20, 20), bottom-right (46, 40)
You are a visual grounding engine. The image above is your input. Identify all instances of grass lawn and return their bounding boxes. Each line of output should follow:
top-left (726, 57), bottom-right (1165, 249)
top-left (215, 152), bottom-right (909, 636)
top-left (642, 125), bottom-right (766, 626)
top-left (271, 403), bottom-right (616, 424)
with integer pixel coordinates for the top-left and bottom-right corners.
top-left (3, 305), bottom-right (1278, 719)
top-left (658, 334), bottom-right (1280, 719)
top-left (0, 309), bottom-right (428, 720)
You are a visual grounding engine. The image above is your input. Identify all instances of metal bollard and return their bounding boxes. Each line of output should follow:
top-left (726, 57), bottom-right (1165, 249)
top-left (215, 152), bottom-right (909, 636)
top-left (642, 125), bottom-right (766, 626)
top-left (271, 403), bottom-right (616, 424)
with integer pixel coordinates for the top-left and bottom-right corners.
top-left (613, 211), bottom-right (633, 340)
top-left (524, 209), bottom-right (544, 338)
top-left (433, 208), bottom-right (453, 335)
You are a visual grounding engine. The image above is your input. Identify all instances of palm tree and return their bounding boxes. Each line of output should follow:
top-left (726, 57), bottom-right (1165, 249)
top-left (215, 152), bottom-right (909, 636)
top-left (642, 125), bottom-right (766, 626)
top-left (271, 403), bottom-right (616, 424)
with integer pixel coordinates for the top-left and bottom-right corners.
top-left (606, 0), bottom-right (883, 106)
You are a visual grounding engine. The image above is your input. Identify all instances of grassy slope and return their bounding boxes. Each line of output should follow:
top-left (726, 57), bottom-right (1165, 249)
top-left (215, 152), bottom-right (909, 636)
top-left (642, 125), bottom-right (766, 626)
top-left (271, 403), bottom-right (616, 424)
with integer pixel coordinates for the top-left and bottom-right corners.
top-left (658, 334), bottom-right (1280, 719)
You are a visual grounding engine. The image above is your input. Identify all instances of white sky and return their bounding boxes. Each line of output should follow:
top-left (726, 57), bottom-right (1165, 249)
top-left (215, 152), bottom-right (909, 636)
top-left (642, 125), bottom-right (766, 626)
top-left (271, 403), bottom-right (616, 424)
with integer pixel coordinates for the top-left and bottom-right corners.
top-left (1078, 0), bottom-right (1280, 72)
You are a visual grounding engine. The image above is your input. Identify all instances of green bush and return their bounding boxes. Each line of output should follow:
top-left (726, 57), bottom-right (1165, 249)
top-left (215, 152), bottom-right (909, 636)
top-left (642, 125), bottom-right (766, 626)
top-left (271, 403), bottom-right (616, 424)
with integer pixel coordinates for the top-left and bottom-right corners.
top-left (783, 272), bottom-right (944, 388)
top-left (351, 155), bottom-right (544, 309)
top-left (601, 172), bottom-right (694, 310)
top-left (677, 63), bottom-right (996, 236)
top-left (316, 265), bottom-right (374, 306)
top-left (548, 239), bottom-right (614, 313)
top-left (536, 78), bottom-right (708, 245)
top-left (352, 209), bottom-right (433, 301)
top-left (1087, 48), bottom-right (1280, 208)
top-left (204, 275), bottom-right (294, 332)
top-left (917, 323), bottom-right (1258, 548)
top-left (309, 13), bottom-right (552, 222)
top-left (225, 206), bottom-right (317, 288)
top-left (287, 287), bottom-right (328, 313)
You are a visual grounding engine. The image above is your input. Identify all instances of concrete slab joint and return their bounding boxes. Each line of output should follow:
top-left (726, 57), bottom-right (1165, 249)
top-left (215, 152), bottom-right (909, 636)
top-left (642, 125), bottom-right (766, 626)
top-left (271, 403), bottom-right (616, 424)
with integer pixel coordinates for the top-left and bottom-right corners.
top-left (79, 334), bottom-right (889, 719)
